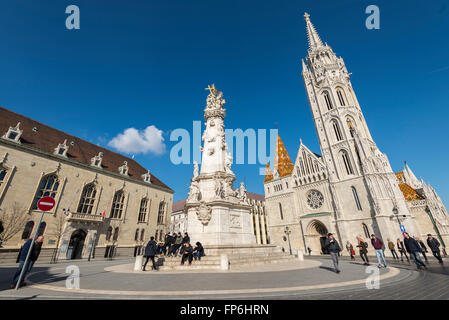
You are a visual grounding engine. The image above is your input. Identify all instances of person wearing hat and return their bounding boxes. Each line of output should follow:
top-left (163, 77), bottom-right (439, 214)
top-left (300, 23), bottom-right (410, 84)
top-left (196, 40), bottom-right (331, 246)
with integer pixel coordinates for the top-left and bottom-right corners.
top-left (324, 233), bottom-right (342, 273)
top-left (426, 234), bottom-right (443, 264)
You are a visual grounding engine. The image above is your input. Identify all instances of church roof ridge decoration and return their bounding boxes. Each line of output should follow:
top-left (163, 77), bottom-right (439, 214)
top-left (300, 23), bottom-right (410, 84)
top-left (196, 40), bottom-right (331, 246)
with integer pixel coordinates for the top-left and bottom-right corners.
top-left (0, 106), bottom-right (172, 192)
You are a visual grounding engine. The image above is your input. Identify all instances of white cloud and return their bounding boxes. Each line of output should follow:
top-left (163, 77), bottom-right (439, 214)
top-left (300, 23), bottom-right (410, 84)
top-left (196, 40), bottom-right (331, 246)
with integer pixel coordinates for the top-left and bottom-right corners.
top-left (108, 126), bottom-right (166, 155)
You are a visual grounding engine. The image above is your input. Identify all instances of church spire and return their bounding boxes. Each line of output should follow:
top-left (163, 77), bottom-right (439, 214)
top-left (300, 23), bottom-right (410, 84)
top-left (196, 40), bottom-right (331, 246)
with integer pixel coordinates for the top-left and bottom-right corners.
top-left (304, 13), bottom-right (323, 51)
top-left (264, 162), bottom-right (274, 183)
top-left (274, 134), bottom-right (294, 177)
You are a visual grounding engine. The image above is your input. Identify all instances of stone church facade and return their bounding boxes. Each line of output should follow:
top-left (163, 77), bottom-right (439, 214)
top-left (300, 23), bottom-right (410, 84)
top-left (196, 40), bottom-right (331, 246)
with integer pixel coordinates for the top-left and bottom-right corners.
top-left (264, 14), bottom-right (449, 256)
top-left (0, 106), bottom-right (173, 262)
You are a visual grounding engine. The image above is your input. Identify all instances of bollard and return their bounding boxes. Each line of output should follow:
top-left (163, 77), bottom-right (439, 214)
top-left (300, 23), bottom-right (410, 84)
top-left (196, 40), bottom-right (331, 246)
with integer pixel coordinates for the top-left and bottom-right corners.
top-left (297, 249), bottom-right (304, 261)
top-left (220, 254), bottom-right (229, 270)
top-left (134, 255), bottom-right (144, 271)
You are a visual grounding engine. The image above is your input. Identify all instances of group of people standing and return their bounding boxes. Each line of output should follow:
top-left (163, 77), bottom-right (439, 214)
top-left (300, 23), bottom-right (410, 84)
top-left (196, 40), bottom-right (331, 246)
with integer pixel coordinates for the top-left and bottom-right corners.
top-left (142, 232), bottom-right (205, 271)
top-left (327, 232), bottom-right (444, 273)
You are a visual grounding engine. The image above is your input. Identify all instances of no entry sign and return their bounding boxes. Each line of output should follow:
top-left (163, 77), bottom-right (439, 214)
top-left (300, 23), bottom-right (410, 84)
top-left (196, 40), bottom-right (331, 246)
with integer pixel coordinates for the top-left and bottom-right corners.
top-left (37, 196), bottom-right (55, 211)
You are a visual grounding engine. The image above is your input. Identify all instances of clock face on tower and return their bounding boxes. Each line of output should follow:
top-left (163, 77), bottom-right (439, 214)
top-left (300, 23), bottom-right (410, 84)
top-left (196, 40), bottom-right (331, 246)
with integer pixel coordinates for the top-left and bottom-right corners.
top-left (307, 190), bottom-right (324, 209)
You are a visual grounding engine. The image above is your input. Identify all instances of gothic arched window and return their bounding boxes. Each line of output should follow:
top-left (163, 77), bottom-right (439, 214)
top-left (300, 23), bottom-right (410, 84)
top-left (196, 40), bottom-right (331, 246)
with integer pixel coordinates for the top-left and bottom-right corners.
top-left (138, 197), bottom-right (148, 223)
top-left (21, 221), bottom-right (34, 239)
top-left (134, 229), bottom-right (139, 241)
top-left (336, 88), bottom-right (346, 106)
top-left (140, 229), bottom-right (145, 241)
top-left (346, 118), bottom-right (356, 138)
top-left (110, 190), bottom-right (125, 219)
top-left (352, 186), bottom-right (362, 211)
top-left (323, 91), bottom-right (333, 110)
top-left (0, 166), bottom-right (7, 187)
top-left (279, 203), bottom-right (284, 220)
top-left (37, 222), bottom-right (46, 236)
top-left (77, 183), bottom-right (97, 214)
top-left (113, 227), bottom-right (119, 241)
top-left (332, 120), bottom-right (343, 141)
top-left (340, 150), bottom-right (354, 175)
top-left (106, 227), bottom-right (113, 241)
top-left (362, 223), bottom-right (370, 238)
top-left (157, 201), bottom-right (165, 224)
top-left (32, 174), bottom-right (60, 210)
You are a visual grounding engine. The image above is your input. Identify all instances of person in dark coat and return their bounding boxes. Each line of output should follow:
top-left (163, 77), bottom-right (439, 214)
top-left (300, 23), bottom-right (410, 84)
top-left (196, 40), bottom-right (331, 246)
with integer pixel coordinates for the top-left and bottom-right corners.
top-left (181, 242), bottom-right (194, 265)
top-left (11, 236), bottom-right (44, 288)
top-left (143, 236), bottom-right (158, 271)
top-left (356, 236), bottom-right (369, 265)
top-left (397, 238), bottom-right (409, 263)
top-left (182, 232), bottom-right (190, 244)
top-left (163, 234), bottom-right (171, 256)
top-left (427, 234), bottom-right (443, 264)
top-left (416, 237), bottom-right (429, 262)
top-left (325, 233), bottom-right (342, 273)
top-left (193, 242), bottom-right (205, 261)
top-left (403, 232), bottom-right (427, 271)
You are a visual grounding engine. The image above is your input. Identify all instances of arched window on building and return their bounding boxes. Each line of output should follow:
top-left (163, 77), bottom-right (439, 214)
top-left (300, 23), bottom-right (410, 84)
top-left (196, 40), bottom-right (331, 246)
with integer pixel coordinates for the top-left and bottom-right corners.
top-left (340, 150), bottom-right (354, 175)
top-left (134, 229), bottom-right (139, 241)
top-left (336, 88), bottom-right (346, 106)
top-left (106, 227), bottom-right (113, 241)
top-left (351, 186), bottom-right (362, 211)
top-left (77, 183), bottom-right (97, 214)
top-left (21, 221), bottom-right (34, 239)
top-left (138, 197), bottom-right (148, 223)
top-left (279, 203), bottom-right (284, 220)
top-left (37, 222), bottom-right (46, 236)
top-left (346, 118), bottom-right (356, 138)
top-left (32, 174), bottom-right (59, 210)
top-left (140, 229), bottom-right (145, 242)
top-left (331, 120), bottom-right (343, 141)
top-left (323, 91), bottom-right (333, 110)
top-left (110, 190), bottom-right (125, 219)
top-left (362, 223), bottom-right (370, 239)
top-left (113, 227), bottom-right (119, 241)
top-left (157, 201), bottom-right (165, 225)
top-left (0, 166), bottom-right (7, 187)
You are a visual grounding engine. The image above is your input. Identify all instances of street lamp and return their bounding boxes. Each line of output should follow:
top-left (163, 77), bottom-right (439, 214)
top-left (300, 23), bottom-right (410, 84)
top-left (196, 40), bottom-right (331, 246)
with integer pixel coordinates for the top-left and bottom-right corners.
top-left (392, 207), bottom-right (401, 227)
top-left (425, 206), bottom-right (447, 256)
top-left (284, 226), bottom-right (292, 255)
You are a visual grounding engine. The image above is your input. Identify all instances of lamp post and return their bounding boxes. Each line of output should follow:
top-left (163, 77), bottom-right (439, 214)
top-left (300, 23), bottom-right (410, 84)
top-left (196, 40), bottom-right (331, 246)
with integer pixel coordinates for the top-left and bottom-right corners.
top-left (284, 226), bottom-right (292, 255)
top-left (425, 206), bottom-right (447, 256)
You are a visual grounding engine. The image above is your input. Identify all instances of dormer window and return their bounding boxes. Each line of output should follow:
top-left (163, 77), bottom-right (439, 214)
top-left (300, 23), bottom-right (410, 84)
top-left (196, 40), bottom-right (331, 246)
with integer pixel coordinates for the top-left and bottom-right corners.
top-left (2, 122), bottom-right (23, 143)
top-left (91, 152), bottom-right (103, 168)
top-left (118, 161), bottom-right (129, 176)
top-left (142, 170), bottom-right (151, 183)
top-left (54, 139), bottom-right (69, 157)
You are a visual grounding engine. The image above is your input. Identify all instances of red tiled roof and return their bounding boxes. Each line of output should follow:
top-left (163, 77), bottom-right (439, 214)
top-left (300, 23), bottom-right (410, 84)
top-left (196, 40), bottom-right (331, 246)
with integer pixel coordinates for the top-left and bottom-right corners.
top-left (172, 199), bottom-right (187, 212)
top-left (246, 192), bottom-right (265, 201)
top-left (0, 106), bottom-right (172, 191)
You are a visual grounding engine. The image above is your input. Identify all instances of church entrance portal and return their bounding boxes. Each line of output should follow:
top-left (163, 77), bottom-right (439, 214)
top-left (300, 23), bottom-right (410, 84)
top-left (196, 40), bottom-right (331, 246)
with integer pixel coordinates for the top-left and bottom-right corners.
top-left (306, 220), bottom-right (329, 254)
top-left (67, 229), bottom-right (87, 260)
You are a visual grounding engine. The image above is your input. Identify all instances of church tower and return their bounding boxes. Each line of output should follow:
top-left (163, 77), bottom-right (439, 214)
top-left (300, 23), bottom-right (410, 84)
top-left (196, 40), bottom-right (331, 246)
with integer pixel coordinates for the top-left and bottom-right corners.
top-left (301, 13), bottom-right (419, 242)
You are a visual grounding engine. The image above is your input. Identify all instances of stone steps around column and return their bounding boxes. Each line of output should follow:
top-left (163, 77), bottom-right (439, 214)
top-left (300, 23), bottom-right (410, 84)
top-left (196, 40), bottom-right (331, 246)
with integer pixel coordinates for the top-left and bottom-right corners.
top-left (157, 248), bottom-right (298, 270)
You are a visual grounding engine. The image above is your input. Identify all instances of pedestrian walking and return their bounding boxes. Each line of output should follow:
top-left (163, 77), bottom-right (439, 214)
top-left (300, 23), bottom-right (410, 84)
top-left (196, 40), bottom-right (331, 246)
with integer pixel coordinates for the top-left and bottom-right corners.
top-left (356, 236), bottom-right (369, 265)
top-left (346, 241), bottom-right (355, 261)
top-left (403, 232), bottom-right (427, 271)
top-left (11, 236), bottom-right (44, 288)
top-left (142, 236), bottom-right (158, 271)
top-left (325, 233), bottom-right (342, 273)
top-left (307, 247), bottom-right (312, 256)
top-left (426, 234), bottom-right (443, 264)
top-left (371, 234), bottom-right (387, 268)
top-left (397, 238), bottom-right (410, 263)
top-left (387, 239), bottom-right (399, 260)
top-left (416, 237), bottom-right (429, 262)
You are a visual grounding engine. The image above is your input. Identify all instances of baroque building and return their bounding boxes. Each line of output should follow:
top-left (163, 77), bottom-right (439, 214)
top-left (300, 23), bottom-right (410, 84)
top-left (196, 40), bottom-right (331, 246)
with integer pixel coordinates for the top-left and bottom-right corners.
top-left (170, 192), bottom-right (270, 245)
top-left (263, 13), bottom-right (449, 256)
top-left (0, 107), bottom-right (173, 262)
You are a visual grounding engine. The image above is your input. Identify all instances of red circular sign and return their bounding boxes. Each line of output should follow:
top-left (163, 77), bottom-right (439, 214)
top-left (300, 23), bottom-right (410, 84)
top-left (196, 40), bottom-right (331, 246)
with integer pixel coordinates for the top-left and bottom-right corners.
top-left (37, 196), bottom-right (56, 211)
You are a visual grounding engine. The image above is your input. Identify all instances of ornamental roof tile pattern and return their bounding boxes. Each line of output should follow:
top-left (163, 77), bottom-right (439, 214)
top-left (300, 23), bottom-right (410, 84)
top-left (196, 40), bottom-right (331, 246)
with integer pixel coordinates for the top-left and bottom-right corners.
top-left (264, 162), bottom-right (274, 183)
top-left (274, 134), bottom-right (294, 178)
top-left (395, 171), bottom-right (424, 202)
top-left (0, 106), bottom-right (172, 191)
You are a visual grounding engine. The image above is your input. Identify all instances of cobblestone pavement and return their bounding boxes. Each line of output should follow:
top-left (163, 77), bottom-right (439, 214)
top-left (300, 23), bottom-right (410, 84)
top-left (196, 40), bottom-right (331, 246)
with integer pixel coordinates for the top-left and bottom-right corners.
top-left (0, 255), bottom-right (447, 300)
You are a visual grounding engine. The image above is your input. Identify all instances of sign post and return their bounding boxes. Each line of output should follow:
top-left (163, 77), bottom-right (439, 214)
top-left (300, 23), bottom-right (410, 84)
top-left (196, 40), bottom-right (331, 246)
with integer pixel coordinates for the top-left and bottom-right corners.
top-left (15, 196), bottom-right (55, 290)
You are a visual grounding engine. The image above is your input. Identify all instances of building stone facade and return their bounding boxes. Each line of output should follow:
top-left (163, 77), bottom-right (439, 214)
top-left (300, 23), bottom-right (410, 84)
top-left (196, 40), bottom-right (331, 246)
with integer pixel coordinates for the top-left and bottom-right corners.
top-left (0, 107), bottom-right (173, 262)
top-left (263, 14), bottom-right (449, 256)
top-left (170, 192), bottom-right (270, 245)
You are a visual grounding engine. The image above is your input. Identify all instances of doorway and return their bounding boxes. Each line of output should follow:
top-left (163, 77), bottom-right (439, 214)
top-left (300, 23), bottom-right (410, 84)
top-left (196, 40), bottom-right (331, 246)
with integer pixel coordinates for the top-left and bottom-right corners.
top-left (67, 229), bottom-right (87, 260)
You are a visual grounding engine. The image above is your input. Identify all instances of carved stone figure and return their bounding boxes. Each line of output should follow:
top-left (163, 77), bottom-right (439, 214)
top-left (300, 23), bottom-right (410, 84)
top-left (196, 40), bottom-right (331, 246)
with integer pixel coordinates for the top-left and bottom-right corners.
top-left (238, 182), bottom-right (247, 202)
top-left (225, 152), bottom-right (233, 174)
top-left (193, 161), bottom-right (199, 178)
top-left (196, 202), bottom-right (212, 226)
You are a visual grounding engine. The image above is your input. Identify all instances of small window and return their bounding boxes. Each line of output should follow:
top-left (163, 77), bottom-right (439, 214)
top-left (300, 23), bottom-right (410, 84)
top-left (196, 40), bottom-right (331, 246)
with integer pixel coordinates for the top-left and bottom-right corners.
top-left (341, 151), bottom-right (354, 175)
top-left (113, 227), bottom-right (119, 241)
top-left (53, 140), bottom-right (68, 157)
top-left (134, 229), bottom-right (139, 241)
top-left (21, 221), bottom-right (35, 239)
top-left (323, 91), bottom-right (333, 110)
top-left (106, 227), bottom-right (113, 241)
top-left (157, 201), bottom-right (165, 224)
top-left (32, 174), bottom-right (60, 210)
top-left (362, 223), bottom-right (370, 238)
top-left (336, 88), bottom-right (346, 106)
top-left (138, 197), bottom-right (148, 222)
top-left (279, 203), bottom-right (284, 220)
top-left (140, 229), bottom-right (145, 241)
top-left (352, 186), bottom-right (362, 210)
top-left (332, 120), bottom-right (343, 141)
top-left (0, 166), bottom-right (7, 186)
top-left (37, 222), bottom-right (46, 236)
top-left (110, 190), bottom-right (125, 219)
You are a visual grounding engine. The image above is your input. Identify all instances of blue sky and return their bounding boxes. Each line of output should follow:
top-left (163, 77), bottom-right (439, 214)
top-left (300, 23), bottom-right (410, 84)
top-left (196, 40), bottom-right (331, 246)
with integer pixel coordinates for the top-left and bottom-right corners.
top-left (0, 0), bottom-right (448, 205)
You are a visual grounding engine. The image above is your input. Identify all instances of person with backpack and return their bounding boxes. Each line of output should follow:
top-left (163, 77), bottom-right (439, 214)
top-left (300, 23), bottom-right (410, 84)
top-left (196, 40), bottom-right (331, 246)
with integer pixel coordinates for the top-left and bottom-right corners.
top-left (356, 236), bottom-right (369, 265)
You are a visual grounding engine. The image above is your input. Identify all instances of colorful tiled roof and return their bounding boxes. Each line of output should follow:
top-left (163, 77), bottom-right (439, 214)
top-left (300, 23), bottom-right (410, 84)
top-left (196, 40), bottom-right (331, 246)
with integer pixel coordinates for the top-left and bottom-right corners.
top-left (0, 106), bottom-right (172, 191)
top-left (274, 134), bottom-right (294, 177)
top-left (264, 162), bottom-right (274, 183)
top-left (396, 171), bottom-right (424, 202)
